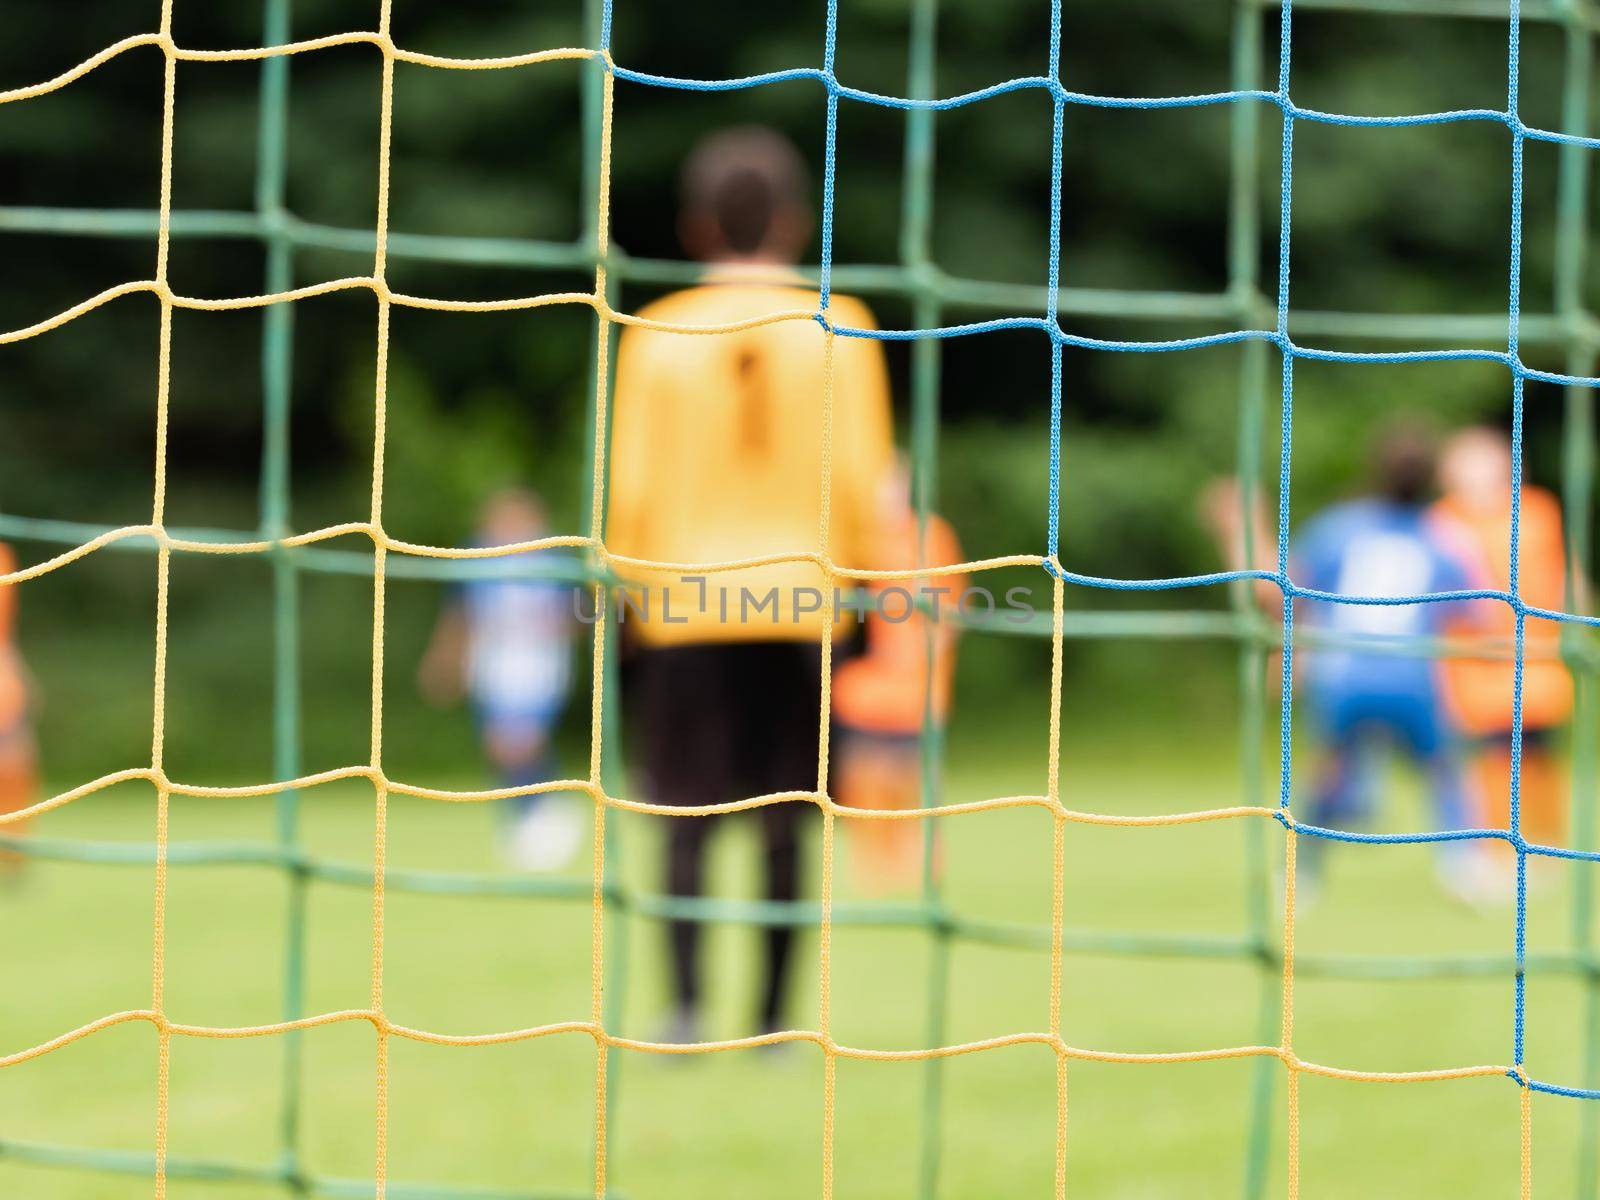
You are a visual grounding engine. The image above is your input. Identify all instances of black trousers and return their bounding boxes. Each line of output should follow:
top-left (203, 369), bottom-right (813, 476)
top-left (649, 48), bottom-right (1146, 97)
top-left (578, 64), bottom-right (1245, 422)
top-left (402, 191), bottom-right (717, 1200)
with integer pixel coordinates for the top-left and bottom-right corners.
top-left (631, 641), bottom-right (822, 1031)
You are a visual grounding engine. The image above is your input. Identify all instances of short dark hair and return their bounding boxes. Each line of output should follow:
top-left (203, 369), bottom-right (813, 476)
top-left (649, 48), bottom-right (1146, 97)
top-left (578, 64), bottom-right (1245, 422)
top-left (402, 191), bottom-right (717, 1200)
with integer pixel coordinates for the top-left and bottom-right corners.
top-left (682, 127), bottom-right (808, 255)
top-left (1373, 423), bottom-right (1437, 505)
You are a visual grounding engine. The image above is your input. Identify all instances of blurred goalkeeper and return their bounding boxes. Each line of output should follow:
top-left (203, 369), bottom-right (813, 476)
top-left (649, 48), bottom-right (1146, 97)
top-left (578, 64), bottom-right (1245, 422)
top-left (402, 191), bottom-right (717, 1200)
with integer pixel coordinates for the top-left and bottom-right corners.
top-left (607, 127), bottom-right (895, 1043)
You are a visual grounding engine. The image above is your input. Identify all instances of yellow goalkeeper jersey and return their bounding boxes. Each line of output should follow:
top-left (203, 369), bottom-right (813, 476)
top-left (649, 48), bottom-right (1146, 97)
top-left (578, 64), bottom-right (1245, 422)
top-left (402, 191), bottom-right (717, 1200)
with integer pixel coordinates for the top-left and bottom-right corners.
top-left (605, 272), bottom-right (895, 647)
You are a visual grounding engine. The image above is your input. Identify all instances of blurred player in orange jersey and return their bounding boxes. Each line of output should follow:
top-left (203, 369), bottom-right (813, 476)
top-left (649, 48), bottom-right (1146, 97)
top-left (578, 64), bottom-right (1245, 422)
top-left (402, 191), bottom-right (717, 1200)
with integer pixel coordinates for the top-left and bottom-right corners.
top-left (607, 127), bottom-right (896, 1043)
top-left (1430, 426), bottom-right (1574, 854)
top-left (832, 463), bottom-right (965, 893)
top-left (0, 543), bottom-right (37, 875)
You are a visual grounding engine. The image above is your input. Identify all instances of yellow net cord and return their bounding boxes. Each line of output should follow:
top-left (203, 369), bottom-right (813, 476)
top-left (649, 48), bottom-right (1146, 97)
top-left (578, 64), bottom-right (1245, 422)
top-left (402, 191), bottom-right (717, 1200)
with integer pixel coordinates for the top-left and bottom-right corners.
top-left (0, 19), bottom-right (1540, 1200)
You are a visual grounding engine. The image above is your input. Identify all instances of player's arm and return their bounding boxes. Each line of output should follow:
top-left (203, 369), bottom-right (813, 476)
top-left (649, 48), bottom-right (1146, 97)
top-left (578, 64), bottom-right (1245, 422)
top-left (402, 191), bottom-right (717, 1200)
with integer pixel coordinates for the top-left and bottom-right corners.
top-left (1536, 490), bottom-right (1586, 614)
top-left (0, 544), bottom-right (15, 637)
top-left (545, 551), bottom-right (586, 639)
top-left (1201, 477), bottom-right (1281, 615)
top-left (1424, 509), bottom-right (1499, 629)
top-left (604, 327), bottom-right (662, 654)
top-left (604, 326), bottom-right (657, 560)
top-left (418, 599), bottom-right (468, 707)
top-left (832, 301), bottom-right (896, 571)
top-left (930, 519), bottom-right (966, 633)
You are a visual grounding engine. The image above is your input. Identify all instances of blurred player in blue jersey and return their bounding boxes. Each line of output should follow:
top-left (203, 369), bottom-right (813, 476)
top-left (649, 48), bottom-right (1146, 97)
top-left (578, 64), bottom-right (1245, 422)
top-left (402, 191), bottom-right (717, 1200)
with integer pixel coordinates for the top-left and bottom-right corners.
top-left (1207, 426), bottom-right (1489, 901)
top-left (419, 487), bottom-right (581, 871)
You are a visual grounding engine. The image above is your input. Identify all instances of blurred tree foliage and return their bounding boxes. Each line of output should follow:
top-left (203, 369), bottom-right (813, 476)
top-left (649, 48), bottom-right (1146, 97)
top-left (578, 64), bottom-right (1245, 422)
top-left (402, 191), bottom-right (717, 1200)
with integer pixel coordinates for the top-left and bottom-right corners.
top-left (0, 0), bottom-right (1594, 773)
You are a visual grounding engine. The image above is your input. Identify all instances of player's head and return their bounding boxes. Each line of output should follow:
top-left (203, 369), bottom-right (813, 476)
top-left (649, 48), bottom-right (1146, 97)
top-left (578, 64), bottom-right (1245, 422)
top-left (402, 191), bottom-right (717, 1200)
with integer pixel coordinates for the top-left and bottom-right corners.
top-left (478, 486), bottom-right (548, 546)
top-left (679, 127), bottom-right (811, 265)
top-left (1372, 423), bottom-right (1437, 506)
top-left (1438, 425), bottom-right (1514, 512)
